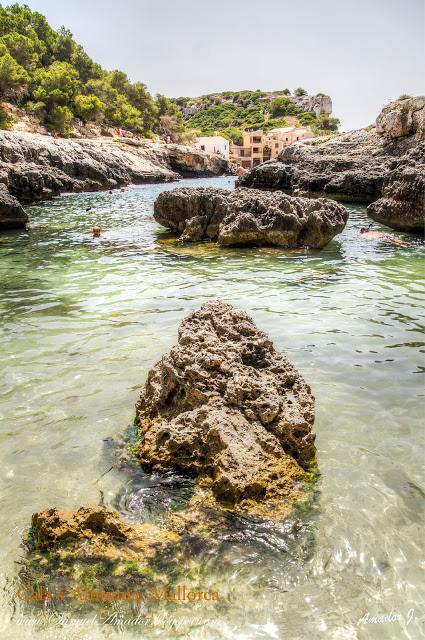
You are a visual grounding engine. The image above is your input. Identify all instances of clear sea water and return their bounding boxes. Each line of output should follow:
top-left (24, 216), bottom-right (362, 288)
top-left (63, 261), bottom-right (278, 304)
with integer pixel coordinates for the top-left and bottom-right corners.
top-left (0, 176), bottom-right (423, 639)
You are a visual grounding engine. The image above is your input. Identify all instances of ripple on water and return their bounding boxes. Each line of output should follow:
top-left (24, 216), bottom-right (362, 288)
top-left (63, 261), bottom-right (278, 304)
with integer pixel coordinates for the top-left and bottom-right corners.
top-left (0, 177), bottom-right (424, 639)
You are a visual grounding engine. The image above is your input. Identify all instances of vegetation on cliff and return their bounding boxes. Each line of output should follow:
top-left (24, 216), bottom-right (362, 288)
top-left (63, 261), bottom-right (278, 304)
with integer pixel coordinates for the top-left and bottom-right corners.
top-left (175, 90), bottom-right (340, 143)
top-left (0, 3), bottom-right (187, 139)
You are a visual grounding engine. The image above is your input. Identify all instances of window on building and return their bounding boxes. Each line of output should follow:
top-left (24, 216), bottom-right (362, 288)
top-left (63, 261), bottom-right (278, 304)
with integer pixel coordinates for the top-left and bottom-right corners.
top-left (200, 145), bottom-right (205, 151)
top-left (253, 147), bottom-right (259, 153)
top-left (296, 137), bottom-right (299, 141)
top-left (252, 136), bottom-right (262, 143)
top-left (275, 143), bottom-right (278, 148)
top-left (285, 137), bottom-right (288, 142)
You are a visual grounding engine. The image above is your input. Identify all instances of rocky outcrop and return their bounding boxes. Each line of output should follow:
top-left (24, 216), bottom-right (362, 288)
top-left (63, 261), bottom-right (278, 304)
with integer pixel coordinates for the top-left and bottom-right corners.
top-left (135, 300), bottom-right (316, 514)
top-left (0, 131), bottom-right (230, 228)
top-left (0, 183), bottom-right (28, 229)
top-left (376, 96), bottom-right (425, 140)
top-left (24, 505), bottom-right (180, 595)
top-left (290, 94), bottom-right (332, 117)
top-left (154, 187), bottom-right (348, 248)
top-left (237, 97), bottom-right (425, 232)
top-left (31, 505), bottom-right (178, 557)
top-left (367, 143), bottom-right (424, 233)
top-left (165, 144), bottom-right (229, 177)
top-left (22, 302), bottom-right (317, 594)
top-left (238, 128), bottom-right (389, 202)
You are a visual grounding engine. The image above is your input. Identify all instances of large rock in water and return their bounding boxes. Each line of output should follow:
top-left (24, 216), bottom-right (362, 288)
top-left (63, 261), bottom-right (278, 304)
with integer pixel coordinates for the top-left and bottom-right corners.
top-left (0, 183), bottom-right (28, 229)
top-left (136, 301), bottom-right (316, 512)
top-left (237, 96), bottom-right (425, 233)
top-left (154, 187), bottom-right (348, 248)
top-left (367, 143), bottom-right (424, 234)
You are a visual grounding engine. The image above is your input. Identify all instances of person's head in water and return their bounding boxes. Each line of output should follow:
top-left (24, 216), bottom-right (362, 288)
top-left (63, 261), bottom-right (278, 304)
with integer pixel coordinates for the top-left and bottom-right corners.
top-left (92, 225), bottom-right (102, 237)
top-left (360, 223), bottom-right (373, 234)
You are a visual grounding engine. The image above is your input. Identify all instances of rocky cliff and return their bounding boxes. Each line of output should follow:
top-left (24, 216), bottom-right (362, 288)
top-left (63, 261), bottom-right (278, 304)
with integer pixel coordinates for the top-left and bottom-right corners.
top-left (367, 143), bottom-right (425, 233)
top-left (0, 132), bottom-right (229, 229)
top-left (238, 96), bottom-right (425, 233)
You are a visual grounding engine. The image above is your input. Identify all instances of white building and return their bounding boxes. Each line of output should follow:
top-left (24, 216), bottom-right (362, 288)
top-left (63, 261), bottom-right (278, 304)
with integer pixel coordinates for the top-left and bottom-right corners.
top-left (195, 136), bottom-right (229, 159)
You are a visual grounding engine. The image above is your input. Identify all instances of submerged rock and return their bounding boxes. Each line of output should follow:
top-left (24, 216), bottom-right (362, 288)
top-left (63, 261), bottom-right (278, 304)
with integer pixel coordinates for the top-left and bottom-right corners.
top-left (367, 143), bottom-right (424, 234)
top-left (237, 96), bottom-right (425, 233)
top-left (29, 504), bottom-right (179, 579)
top-left (154, 186), bottom-right (348, 248)
top-left (0, 183), bottom-right (28, 229)
top-left (135, 300), bottom-right (316, 514)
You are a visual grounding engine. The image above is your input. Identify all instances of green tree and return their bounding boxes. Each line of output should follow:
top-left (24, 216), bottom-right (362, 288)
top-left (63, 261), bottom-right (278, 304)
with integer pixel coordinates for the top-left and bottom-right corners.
top-left (0, 32), bottom-right (38, 69)
top-left (74, 93), bottom-right (105, 122)
top-left (33, 61), bottom-right (79, 107)
top-left (317, 115), bottom-right (340, 131)
top-left (0, 50), bottom-right (29, 99)
top-left (53, 26), bottom-right (75, 62)
top-left (270, 97), bottom-right (301, 117)
top-left (294, 87), bottom-right (307, 96)
top-left (47, 104), bottom-right (73, 134)
top-left (127, 82), bottom-right (158, 132)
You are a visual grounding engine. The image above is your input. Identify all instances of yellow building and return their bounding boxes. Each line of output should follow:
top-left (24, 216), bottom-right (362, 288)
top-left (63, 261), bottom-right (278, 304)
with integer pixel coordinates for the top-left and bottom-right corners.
top-left (230, 126), bottom-right (312, 169)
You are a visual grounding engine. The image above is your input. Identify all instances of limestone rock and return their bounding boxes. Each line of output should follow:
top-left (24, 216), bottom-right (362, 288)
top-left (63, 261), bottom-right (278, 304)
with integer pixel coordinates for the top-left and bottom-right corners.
top-left (367, 143), bottom-right (425, 234)
top-left (376, 96), bottom-right (425, 140)
top-left (154, 187), bottom-right (348, 248)
top-left (135, 301), bottom-right (316, 512)
top-left (0, 183), bottom-right (28, 229)
top-left (0, 131), bottom-right (229, 208)
top-left (31, 505), bottom-right (179, 561)
top-left (290, 93), bottom-right (332, 117)
top-left (237, 97), bottom-right (425, 231)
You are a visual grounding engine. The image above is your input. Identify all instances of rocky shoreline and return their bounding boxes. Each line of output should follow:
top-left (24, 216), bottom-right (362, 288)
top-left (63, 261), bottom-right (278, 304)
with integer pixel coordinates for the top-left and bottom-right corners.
top-left (0, 131), bottom-right (230, 230)
top-left (237, 96), bottom-right (425, 233)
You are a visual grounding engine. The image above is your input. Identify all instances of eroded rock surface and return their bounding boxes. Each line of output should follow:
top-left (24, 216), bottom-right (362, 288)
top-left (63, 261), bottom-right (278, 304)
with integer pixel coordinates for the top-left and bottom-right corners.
top-left (237, 96), bottom-right (425, 233)
top-left (154, 186), bottom-right (348, 248)
top-left (0, 132), bottom-right (229, 228)
top-left (367, 143), bottom-right (424, 234)
top-left (31, 505), bottom-right (179, 566)
top-left (136, 300), bottom-right (316, 512)
top-left (0, 183), bottom-right (28, 229)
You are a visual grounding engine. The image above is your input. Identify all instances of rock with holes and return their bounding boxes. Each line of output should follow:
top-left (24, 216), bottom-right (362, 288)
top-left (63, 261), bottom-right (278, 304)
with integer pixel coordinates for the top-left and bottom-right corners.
top-left (154, 186), bottom-right (347, 248)
top-left (135, 300), bottom-right (316, 513)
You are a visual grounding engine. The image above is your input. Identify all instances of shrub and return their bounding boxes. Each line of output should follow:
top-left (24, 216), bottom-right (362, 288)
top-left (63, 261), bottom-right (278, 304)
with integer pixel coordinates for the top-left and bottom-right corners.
top-left (47, 104), bottom-right (73, 135)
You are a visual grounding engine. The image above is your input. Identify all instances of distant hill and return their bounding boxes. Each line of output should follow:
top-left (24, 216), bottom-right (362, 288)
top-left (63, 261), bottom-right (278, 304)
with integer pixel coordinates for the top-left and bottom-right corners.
top-left (172, 90), bottom-right (340, 144)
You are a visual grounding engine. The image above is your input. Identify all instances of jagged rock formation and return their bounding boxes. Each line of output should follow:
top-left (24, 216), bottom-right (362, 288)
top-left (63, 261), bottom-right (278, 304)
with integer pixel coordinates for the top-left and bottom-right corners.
top-left (0, 132), bottom-right (229, 228)
top-left (31, 505), bottom-right (178, 557)
top-left (238, 96), bottom-right (425, 233)
top-left (290, 94), bottom-right (332, 117)
top-left (135, 300), bottom-right (316, 513)
top-left (154, 187), bottom-right (348, 248)
top-left (23, 302), bottom-right (317, 590)
top-left (367, 143), bottom-right (424, 233)
top-left (376, 96), bottom-right (425, 140)
top-left (0, 183), bottom-right (28, 229)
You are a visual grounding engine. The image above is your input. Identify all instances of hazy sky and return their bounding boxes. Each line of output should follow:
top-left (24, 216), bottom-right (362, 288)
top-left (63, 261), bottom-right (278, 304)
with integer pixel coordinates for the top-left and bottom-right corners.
top-left (5, 0), bottom-right (425, 130)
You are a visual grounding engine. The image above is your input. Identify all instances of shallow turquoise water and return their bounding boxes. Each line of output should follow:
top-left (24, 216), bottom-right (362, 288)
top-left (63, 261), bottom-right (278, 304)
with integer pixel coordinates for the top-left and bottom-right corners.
top-left (0, 176), bottom-right (424, 639)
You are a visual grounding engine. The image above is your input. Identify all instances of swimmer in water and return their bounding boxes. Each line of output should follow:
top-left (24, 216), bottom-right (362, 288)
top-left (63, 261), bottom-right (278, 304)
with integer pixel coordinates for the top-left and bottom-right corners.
top-left (359, 223), bottom-right (409, 246)
top-left (92, 224), bottom-right (103, 237)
